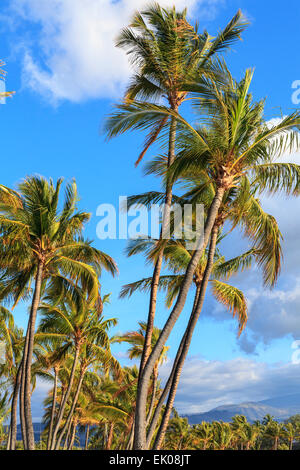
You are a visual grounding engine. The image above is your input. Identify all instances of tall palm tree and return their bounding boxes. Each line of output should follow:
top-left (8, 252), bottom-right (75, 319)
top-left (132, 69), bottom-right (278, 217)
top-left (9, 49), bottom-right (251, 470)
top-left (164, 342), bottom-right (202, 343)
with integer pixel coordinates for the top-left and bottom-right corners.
top-left (0, 176), bottom-right (117, 449)
top-left (128, 68), bottom-right (300, 448)
top-left (105, 6), bottom-right (248, 418)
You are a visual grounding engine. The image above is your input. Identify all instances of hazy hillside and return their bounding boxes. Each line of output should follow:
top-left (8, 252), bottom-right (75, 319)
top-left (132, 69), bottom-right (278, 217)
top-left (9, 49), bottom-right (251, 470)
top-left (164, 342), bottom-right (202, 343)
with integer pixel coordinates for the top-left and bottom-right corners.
top-left (185, 394), bottom-right (300, 424)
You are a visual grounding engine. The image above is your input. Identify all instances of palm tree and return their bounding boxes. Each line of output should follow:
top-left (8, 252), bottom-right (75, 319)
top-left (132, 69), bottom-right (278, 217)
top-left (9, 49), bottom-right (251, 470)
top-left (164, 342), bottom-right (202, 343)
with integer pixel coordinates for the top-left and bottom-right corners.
top-left (193, 422), bottom-right (213, 450)
top-left (212, 421), bottom-right (234, 450)
top-left (0, 176), bottom-right (117, 449)
top-left (126, 68), bottom-right (300, 448)
top-left (264, 420), bottom-right (284, 450)
top-left (105, 9), bottom-right (248, 447)
top-left (121, 233), bottom-right (251, 448)
top-left (283, 422), bottom-right (299, 450)
top-left (38, 285), bottom-right (119, 450)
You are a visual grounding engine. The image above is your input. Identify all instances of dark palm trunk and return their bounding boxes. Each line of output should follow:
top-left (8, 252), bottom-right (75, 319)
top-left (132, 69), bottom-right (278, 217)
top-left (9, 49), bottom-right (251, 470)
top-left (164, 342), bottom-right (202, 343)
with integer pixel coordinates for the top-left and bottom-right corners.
top-left (84, 424), bottom-right (90, 450)
top-left (139, 115), bottom-right (177, 376)
top-left (24, 261), bottom-right (44, 450)
top-left (153, 225), bottom-right (219, 449)
top-left (134, 187), bottom-right (225, 449)
top-left (7, 362), bottom-right (22, 450)
top-left (54, 368), bottom-right (85, 449)
top-left (47, 367), bottom-right (58, 450)
top-left (50, 346), bottom-right (80, 449)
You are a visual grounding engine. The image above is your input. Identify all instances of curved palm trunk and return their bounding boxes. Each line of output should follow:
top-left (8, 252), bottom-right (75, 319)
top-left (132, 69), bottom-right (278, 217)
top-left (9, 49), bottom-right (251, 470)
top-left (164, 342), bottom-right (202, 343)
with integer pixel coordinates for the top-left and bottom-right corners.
top-left (47, 367), bottom-right (58, 450)
top-left (153, 225), bottom-right (219, 450)
top-left (84, 424), bottom-right (90, 450)
top-left (50, 346), bottom-right (80, 450)
top-left (146, 286), bottom-right (201, 448)
top-left (134, 188), bottom-right (225, 449)
top-left (54, 368), bottom-right (85, 450)
top-left (24, 260), bottom-right (44, 450)
top-left (139, 115), bottom-right (177, 376)
top-left (7, 362), bottom-right (22, 450)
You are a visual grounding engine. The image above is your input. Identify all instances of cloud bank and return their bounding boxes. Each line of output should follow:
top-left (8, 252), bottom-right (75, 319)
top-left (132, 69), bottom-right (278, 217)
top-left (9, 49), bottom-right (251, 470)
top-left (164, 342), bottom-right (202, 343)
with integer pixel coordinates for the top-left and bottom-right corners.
top-left (160, 356), bottom-right (300, 413)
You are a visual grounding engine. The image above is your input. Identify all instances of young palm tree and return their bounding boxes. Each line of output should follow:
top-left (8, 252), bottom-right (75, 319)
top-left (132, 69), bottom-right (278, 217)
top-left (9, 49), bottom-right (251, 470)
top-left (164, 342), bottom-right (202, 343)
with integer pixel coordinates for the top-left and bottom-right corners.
top-left (105, 5), bottom-right (248, 408)
top-left (113, 321), bottom-right (168, 449)
top-left (38, 285), bottom-right (118, 449)
top-left (0, 176), bottom-right (117, 449)
top-left (129, 68), bottom-right (300, 448)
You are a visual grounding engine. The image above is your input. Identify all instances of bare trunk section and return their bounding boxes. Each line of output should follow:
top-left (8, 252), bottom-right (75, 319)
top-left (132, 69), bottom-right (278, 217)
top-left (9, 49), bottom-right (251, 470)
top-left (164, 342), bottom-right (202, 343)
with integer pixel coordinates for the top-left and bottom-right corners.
top-left (24, 261), bottom-right (44, 450)
top-left (134, 187), bottom-right (225, 449)
top-left (50, 346), bottom-right (80, 449)
top-left (47, 367), bottom-right (58, 450)
top-left (139, 115), bottom-right (177, 375)
top-left (153, 225), bottom-right (219, 449)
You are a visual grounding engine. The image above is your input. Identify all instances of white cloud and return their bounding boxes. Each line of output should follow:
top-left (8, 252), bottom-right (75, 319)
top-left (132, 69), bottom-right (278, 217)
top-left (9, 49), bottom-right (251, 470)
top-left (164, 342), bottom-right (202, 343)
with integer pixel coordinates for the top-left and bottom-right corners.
top-left (9, 0), bottom-right (222, 103)
top-left (160, 356), bottom-right (300, 413)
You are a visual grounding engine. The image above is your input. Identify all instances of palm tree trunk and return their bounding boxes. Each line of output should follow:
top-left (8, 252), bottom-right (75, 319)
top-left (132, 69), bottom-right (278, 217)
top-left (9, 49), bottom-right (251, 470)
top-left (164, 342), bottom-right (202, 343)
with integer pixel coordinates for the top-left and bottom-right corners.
top-left (146, 365), bottom-right (158, 427)
top-left (84, 424), bottom-right (90, 450)
top-left (106, 422), bottom-right (115, 450)
top-left (126, 419), bottom-right (135, 450)
top-left (153, 224), bottom-right (219, 450)
top-left (68, 418), bottom-right (77, 450)
top-left (145, 324), bottom-right (193, 448)
top-left (54, 368), bottom-right (85, 449)
top-left (24, 260), bottom-right (44, 450)
top-left (20, 329), bottom-right (30, 449)
top-left (7, 362), bottom-right (22, 450)
top-left (139, 115), bottom-right (177, 376)
top-left (134, 187), bottom-right (225, 449)
top-left (50, 345), bottom-right (80, 449)
top-left (47, 367), bottom-right (58, 450)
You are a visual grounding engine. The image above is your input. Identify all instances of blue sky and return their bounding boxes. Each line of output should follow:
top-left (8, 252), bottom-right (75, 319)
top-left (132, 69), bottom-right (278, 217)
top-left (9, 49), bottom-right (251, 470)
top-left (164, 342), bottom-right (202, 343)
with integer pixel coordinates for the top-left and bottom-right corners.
top-left (1, 0), bottom-right (300, 416)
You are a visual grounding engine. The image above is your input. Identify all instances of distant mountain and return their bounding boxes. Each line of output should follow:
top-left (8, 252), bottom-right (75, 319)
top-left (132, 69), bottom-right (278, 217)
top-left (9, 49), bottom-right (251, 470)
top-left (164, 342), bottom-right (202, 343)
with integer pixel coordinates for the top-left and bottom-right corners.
top-left (185, 393), bottom-right (300, 424)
